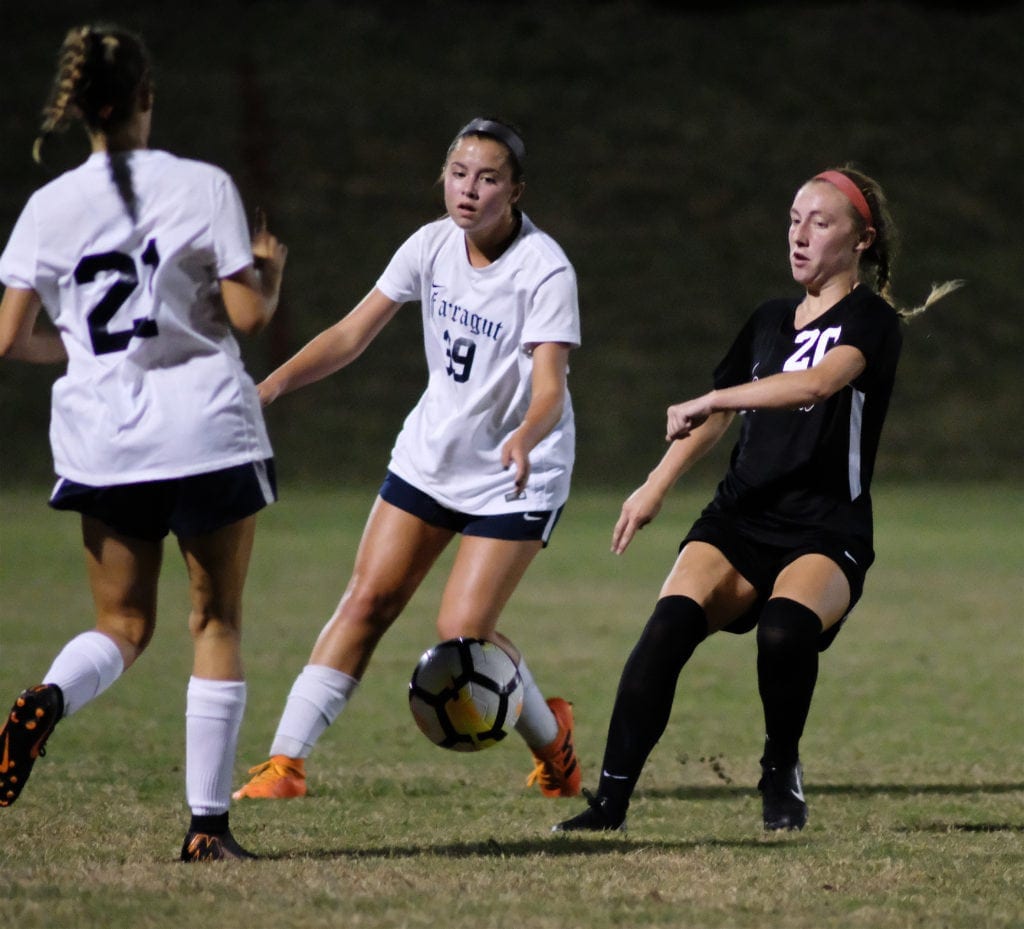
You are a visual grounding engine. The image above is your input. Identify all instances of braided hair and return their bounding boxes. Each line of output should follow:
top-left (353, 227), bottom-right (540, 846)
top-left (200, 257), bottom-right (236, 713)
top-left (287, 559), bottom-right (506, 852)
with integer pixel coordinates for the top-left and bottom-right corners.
top-left (34, 25), bottom-right (152, 222)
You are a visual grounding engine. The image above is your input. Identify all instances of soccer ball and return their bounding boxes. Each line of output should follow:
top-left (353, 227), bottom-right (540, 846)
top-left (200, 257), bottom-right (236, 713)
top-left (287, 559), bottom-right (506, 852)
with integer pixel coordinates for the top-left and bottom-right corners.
top-left (408, 637), bottom-right (524, 752)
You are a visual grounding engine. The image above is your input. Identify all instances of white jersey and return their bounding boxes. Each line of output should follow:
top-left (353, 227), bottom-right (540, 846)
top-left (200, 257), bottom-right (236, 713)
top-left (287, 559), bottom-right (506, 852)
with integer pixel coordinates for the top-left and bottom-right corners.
top-left (0, 149), bottom-right (272, 484)
top-left (376, 213), bottom-right (580, 514)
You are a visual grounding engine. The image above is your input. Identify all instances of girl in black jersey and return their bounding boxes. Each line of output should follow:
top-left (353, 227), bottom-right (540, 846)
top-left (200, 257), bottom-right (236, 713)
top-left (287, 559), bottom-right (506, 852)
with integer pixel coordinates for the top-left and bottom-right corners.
top-left (555, 167), bottom-right (960, 833)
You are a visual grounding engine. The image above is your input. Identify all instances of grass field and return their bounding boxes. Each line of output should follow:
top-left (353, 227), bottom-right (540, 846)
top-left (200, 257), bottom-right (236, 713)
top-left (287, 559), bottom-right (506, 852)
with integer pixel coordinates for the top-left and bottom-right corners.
top-left (1, 483), bottom-right (1021, 929)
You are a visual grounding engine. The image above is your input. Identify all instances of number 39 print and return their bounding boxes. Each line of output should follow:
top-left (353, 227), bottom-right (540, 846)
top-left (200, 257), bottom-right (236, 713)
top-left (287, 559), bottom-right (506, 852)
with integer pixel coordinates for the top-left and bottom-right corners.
top-left (443, 329), bottom-right (476, 383)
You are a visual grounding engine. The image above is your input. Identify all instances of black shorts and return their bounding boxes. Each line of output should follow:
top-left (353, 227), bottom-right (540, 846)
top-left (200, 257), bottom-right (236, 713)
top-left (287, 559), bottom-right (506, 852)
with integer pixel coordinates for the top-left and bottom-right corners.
top-left (682, 513), bottom-right (874, 651)
top-left (379, 471), bottom-right (563, 546)
top-left (49, 459), bottom-right (277, 542)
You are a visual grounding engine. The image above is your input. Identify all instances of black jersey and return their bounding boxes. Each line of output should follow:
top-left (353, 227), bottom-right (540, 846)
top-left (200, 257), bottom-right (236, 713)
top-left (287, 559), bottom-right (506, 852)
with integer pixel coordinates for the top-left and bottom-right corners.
top-left (703, 285), bottom-right (902, 546)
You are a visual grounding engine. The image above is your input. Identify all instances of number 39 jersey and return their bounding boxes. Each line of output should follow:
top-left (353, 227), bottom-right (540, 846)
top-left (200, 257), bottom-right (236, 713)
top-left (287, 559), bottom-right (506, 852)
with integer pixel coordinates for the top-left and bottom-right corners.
top-left (706, 286), bottom-right (902, 544)
top-left (376, 214), bottom-right (581, 515)
top-left (0, 150), bottom-right (272, 484)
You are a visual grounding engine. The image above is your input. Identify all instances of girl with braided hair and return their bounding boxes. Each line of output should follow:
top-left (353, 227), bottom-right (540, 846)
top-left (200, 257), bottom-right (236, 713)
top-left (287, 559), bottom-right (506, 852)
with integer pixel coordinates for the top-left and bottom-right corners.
top-left (0, 24), bottom-right (287, 861)
top-left (555, 166), bottom-right (961, 834)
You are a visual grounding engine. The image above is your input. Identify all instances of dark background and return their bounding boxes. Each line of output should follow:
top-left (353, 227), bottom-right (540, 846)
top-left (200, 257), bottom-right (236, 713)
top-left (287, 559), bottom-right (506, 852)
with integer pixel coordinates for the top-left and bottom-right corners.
top-left (2, 1), bottom-right (1020, 490)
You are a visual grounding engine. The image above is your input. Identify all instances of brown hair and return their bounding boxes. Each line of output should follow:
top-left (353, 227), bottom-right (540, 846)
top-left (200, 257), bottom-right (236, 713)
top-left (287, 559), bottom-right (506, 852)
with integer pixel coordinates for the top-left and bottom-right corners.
top-left (814, 165), bottom-right (962, 319)
top-left (444, 117), bottom-right (526, 184)
top-left (34, 25), bottom-right (152, 223)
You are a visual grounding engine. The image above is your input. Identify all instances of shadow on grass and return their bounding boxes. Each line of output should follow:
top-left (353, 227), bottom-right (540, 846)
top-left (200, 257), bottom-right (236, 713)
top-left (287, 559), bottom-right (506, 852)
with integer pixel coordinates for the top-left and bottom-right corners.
top-left (639, 782), bottom-right (1024, 800)
top-left (251, 782), bottom-right (1024, 861)
top-left (258, 833), bottom-right (803, 862)
top-left (895, 822), bottom-right (1024, 834)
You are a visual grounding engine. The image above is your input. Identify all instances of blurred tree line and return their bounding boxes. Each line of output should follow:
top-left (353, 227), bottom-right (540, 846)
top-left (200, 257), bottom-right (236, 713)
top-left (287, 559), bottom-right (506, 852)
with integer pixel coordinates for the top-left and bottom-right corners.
top-left (1, 1), bottom-right (1020, 489)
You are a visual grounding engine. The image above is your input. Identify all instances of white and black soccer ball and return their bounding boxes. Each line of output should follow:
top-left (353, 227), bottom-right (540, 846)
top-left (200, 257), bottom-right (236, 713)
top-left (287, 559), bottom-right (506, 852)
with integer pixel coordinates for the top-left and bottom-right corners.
top-left (408, 637), bottom-right (524, 752)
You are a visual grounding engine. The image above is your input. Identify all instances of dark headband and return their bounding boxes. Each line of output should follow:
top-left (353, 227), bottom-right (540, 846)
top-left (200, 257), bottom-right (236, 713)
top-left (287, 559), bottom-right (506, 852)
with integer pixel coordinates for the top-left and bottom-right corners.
top-left (456, 118), bottom-right (526, 170)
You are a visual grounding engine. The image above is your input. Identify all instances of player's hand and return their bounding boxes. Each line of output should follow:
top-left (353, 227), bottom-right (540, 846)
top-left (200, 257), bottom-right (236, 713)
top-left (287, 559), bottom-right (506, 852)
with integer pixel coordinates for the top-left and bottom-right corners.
top-left (611, 483), bottom-right (664, 555)
top-left (251, 207), bottom-right (288, 276)
top-left (501, 433), bottom-right (531, 498)
top-left (256, 377), bottom-right (281, 407)
top-left (666, 395), bottom-right (713, 441)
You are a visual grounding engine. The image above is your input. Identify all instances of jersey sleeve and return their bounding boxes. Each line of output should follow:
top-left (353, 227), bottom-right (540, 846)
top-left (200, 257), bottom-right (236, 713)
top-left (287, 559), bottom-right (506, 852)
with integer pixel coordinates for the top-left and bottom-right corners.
top-left (210, 174), bottom-right (254, 279)
top-left (522, 267), bottom-right (581, 349)
top-left (840, 295), bottom-right (903, 389)
top-left (711, 307), bottom-right (762, 389)
top-left (376, 227), bottom-right (424, 303)
top-left (0, 197), bottom-right (40, 290)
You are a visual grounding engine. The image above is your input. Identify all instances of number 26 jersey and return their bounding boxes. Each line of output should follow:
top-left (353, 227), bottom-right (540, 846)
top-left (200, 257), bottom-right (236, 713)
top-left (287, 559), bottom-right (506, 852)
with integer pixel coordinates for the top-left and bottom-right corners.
top-left (707, 286), bottom-right (903, 544)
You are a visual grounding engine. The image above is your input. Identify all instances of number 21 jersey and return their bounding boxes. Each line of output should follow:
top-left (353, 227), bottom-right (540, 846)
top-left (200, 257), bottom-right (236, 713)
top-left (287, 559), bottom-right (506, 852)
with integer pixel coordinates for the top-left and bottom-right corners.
top-left (0, 150), bottom-right (272, 484)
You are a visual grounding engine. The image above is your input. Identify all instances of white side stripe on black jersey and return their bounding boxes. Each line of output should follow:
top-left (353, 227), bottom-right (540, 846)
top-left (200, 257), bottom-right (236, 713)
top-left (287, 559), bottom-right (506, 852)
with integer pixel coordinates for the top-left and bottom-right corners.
top-left (848, 388), bottom-right (865, 500)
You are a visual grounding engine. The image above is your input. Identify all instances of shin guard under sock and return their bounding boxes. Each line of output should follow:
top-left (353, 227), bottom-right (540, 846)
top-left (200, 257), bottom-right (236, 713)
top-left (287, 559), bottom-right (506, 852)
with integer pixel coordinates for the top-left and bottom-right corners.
top-left (598, 595), bottom-right (708, 809)
top-left (756, 598), bottom-right (822, 767)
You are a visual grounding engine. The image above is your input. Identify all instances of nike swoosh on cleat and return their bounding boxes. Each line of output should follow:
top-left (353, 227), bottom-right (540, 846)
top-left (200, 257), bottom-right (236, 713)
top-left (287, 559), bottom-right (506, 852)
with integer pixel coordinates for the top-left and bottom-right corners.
top-left (0, 733), bottom-right (9, 773)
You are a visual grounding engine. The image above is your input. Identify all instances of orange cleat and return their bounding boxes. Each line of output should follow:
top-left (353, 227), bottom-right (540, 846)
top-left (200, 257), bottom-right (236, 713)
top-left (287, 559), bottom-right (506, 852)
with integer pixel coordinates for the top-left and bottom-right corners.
top-left (525, 698), bottom-right (582, 798)
top-left (180, 828), bottom-right (257, 861)
top-left (231, 754), bottom-right (306, 800)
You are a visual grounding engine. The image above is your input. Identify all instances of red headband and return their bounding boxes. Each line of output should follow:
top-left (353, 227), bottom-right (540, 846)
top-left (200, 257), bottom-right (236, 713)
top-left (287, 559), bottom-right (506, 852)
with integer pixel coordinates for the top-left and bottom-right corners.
top-left (814, 170), bottom-right (873, 226)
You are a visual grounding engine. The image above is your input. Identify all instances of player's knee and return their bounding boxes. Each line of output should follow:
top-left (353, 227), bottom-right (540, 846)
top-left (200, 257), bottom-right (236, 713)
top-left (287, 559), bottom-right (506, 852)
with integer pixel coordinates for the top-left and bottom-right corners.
top-left (98, 615), bottom-right (155, 664)
top-left (616, 596), bottom-right (708, 700)
top-left (630, 595), bottom-right (708, 663)
top-left (333, 582), bottom-right (406, 634)
top-left (434, 616), bottom-right (494, 643)
top-left (756, 598), bottom-right (822, 656)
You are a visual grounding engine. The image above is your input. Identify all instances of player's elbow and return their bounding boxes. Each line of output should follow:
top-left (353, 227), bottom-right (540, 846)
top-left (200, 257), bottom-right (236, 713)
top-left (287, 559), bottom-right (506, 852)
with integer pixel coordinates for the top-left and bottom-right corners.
top-left (226, 296), bottom-right (274, 336)
top-left (801, 371), bottom-right (842, 405)
top-left (804, 382), bottom-right (834, 405)
top-left (232, 312), bottom-right (269, 337)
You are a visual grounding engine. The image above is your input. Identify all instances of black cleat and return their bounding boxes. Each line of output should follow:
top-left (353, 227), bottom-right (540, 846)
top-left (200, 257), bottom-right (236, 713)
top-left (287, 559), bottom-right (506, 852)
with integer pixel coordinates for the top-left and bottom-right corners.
top-left (180, 828), bottom-right (258, 862)
top-left (0, 684), bottom-right (64, 808)
top-left (552, 788), bottom-right (627, 833)
top-left (758, 759), bottom-right (808, 831)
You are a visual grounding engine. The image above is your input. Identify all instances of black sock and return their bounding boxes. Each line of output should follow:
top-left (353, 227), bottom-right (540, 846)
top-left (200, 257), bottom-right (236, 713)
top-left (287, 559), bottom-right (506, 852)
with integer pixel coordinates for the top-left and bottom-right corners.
top-left (188, 812), bottom-right (229, 835)
top-left (598, 595), bottom-right (708, 808)
top-left (756, 597), bottom-right (822, 768)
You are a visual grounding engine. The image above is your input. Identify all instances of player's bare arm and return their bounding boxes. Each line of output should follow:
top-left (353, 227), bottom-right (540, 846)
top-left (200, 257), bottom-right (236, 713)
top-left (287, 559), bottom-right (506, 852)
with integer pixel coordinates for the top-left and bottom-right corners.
top-left (220, 220), bottom-right (288, 336)
top-left (613, 411), bottom-right (734, 555)
top-left (0, 287), bottom-right (66, 363)
top-left (666, 344), bottom-right (866, 440)
top-left (258, 287), bottom-right (403, 405)
top-left (500, 341), bottom-right (571, 494)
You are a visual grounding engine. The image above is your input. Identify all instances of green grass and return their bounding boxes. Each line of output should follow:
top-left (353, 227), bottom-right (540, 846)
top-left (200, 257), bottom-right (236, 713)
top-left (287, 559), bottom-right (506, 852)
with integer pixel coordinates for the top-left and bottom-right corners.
top-left (1, 484), bottom-right (1022, 929)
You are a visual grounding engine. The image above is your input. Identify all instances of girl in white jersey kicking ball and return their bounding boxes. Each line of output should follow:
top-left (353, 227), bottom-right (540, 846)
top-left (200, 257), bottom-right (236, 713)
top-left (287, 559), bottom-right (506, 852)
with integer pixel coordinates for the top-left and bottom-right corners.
top-left (233, 118), bottom-right (583, 803)
top-left (0, 24), bottom-right (286, 860)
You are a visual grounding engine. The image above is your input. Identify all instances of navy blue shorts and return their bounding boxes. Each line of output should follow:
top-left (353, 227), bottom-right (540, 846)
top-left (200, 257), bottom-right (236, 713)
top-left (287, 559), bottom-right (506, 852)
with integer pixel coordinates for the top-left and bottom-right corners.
top-left (379, 471), bottom-right (563, 546)
top-left (49, 459), bottom-right (277, 542)
top-left (682, 513), bottom-right (874, 651)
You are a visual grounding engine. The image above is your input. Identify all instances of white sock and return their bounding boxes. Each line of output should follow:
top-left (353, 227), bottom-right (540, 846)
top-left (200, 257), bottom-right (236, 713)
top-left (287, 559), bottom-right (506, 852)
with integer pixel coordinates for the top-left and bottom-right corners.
top-left (513, 657), bottom-right (558, 750)
top-left (185, 677), bottom-right (246, 816)
top-left (43, 630), bottom-right (124, 717)
top-left (269, 664), bottom-right (358, 759)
